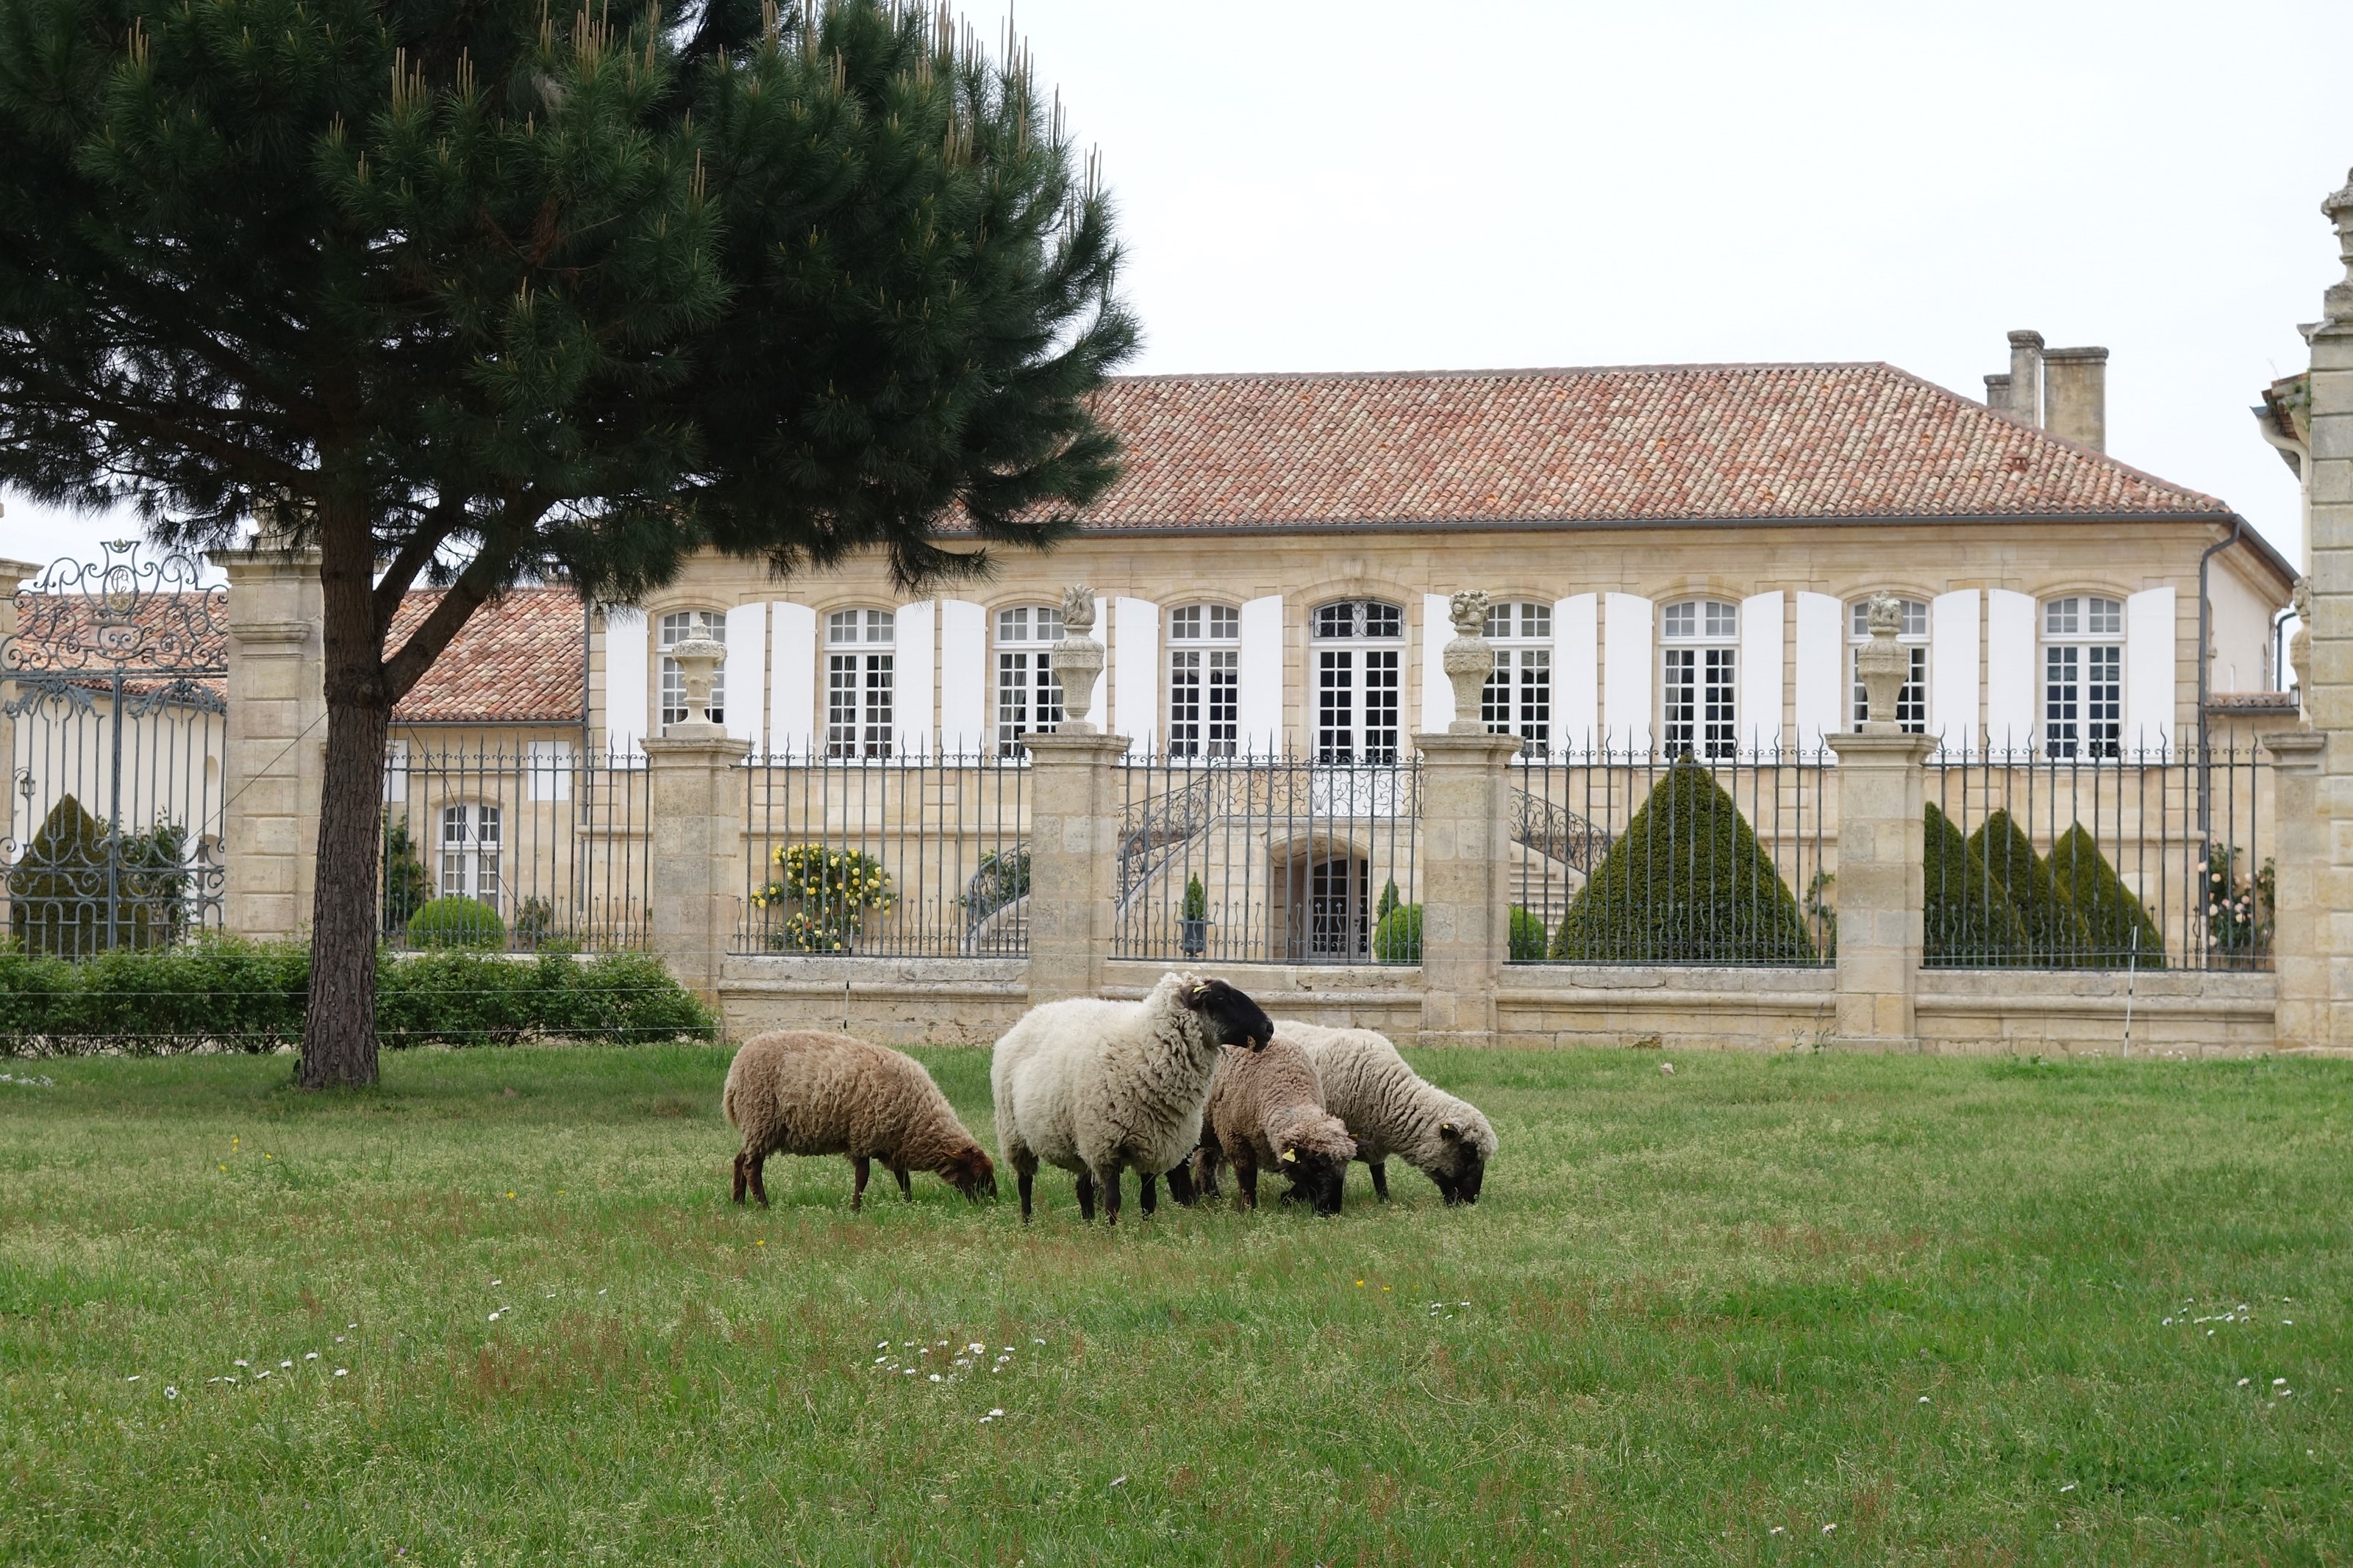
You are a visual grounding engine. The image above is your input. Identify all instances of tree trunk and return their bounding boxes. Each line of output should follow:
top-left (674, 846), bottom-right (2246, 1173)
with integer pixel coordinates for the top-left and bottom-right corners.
top-left (299, 505), bottom-right (391, 1089)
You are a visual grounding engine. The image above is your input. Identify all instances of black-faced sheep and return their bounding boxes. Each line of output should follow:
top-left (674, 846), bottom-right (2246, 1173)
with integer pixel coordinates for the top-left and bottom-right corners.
top-left (991, 972), bottom-right (1274, 1225)
top-left (722, 1030), bottom-right (996, 1209)
top-left (1193, 1034), bottom-right (1357, 1215)
top-left (1277, 1020), bottom-right (1497, 1205)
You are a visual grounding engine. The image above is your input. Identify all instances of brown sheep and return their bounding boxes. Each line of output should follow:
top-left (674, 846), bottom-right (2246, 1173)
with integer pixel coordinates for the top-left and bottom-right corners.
top-left (1193, 1035), bottom-right (1357, 1215)
top-left (721, 1030), bottom-right (996, 1209)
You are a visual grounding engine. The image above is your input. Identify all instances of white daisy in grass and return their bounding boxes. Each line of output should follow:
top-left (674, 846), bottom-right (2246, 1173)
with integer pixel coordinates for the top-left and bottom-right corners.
top-left (164, 1387), bottom-right (177, 1400)
top-left (334, 1369), bottom-right (348, 1377)
top-left (305, 1353), bottom-right (318, 1361)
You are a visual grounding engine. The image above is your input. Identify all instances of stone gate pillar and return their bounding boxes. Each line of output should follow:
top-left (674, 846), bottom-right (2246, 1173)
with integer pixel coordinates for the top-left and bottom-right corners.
top-left (1825, 595), bottom-right (1932, 1048)
top-left (1023, 585), bottom-right (1122, 1006)
top-left (1413, 590), bottom-right (1520, 1047)
top-left (214, 534), bottom-right (325, 941)
top-left (643, 636), bottom-right (748, 1005)
top-left (0, 556), bottom-right (43, 935)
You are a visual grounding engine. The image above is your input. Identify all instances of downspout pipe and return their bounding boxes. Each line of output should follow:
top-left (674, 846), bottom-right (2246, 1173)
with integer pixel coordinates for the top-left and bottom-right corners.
top-left (2197, 518), bottom-right (2243, 831)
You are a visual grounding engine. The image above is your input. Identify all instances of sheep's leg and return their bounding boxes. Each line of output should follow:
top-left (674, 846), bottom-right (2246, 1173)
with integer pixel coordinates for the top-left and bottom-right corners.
top-left (1369, 1161), bottom-right (1390, 1203)
top-left (850, 1156), bottom-right (871, 1211)
top-left (1099, 1167), bottom-right (1124, 1227)
top-left (1075, 1171), bottom-right (1096, 1223)
top-left (1235, 1158), bottom-right (1258, 1213)
top-left (892, 1166), bottom-right (913, 1201)
top-left (1165, 1161), bottom-right (1197, 1208)
top-left (1139, 1172), bottom-right (1158, 1216)
top-left (1015, 1159), bottom-right (1037, 1224)
top-left (748, 1150), bottom-right (771, 1209)
top-left (731, 1150), bottom-right (749, 1206)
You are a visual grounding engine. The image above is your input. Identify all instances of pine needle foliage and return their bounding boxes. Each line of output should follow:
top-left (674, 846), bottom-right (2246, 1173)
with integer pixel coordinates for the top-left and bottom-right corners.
top-left (2049, 824), bottom-right (2165, 970)
top-left (1923, 802), bottom-right (2028, 966)
top-left (1966, 809), bottom-right (2092, 964)
top-left (1550, 759), bottom-right (1813, 964)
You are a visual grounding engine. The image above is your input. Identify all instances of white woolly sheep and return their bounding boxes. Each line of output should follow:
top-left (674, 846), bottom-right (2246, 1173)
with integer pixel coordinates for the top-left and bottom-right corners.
top-left (1194, 1035), bottom-right (1357, 1215)
top-left (1277, 1020), bottom-right (1497, 1205)
top-left (991, 972), bottom-right (1274, 1225)
top-left (722, 1030), bottom-right (996, 1209)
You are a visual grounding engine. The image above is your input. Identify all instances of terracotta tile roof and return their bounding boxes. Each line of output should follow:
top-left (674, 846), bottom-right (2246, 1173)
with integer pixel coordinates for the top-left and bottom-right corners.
top-left (393, 587), bottom-right (583, 723)
top-left (1055, 364), bottom-right (2236, 531)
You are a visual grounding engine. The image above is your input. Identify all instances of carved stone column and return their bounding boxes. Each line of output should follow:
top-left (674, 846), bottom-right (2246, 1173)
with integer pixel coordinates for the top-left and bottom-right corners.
top-left (643, 637), bottom-right (747, 1004)
top-left (1826, 595), bottom-right (1932, 1048)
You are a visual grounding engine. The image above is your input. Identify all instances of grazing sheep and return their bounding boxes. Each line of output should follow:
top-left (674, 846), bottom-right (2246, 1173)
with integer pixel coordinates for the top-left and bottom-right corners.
top-left (993, 972), bottom-right (1274, 1225)
top-left (1193, 1035), bottom-right (1357, 1215)
top-left (722, 1030), bottom-right (996, 1209)
top-left (1277, 1021), bottom-right (1497, 1205)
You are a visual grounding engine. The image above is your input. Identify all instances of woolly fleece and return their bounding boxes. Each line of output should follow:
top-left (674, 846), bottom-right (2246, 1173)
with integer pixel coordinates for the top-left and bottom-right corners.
top-left (723, 1030), bottom-right (993, 1206)
top-left (1278, 1020), bottom-right (1498, 1202)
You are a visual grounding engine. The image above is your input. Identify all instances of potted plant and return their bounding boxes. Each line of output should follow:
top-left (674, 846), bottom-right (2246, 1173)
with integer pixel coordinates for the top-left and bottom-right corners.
top-left (1179, 874), bottom-right (1211, 957)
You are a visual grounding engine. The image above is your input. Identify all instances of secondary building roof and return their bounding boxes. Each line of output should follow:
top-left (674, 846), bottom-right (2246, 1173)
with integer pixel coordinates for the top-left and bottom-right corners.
top-left (1068, 363), bottom-right (2238, 531)
top-left (388, 587), bottom-right (582, 724)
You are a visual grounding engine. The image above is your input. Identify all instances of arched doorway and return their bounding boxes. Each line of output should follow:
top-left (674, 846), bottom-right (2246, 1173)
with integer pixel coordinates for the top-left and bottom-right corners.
top-left (1277, 849), bottom-right (1369, 962)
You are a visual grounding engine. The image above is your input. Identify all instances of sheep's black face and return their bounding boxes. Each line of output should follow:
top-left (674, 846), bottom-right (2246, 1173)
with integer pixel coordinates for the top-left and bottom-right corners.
top-left (1278, 1148), bottom-right (1349, 1216)
top-left (1181, 978), bottom-right (1274, 1050)
top-left (1432, 1121), bottom-right (1487, 1206)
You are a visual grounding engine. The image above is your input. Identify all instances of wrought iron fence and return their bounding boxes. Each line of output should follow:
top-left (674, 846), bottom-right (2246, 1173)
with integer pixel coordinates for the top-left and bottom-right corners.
top-left (1925, 745), bottom-right (2269, 970)
top-left (1, 543), bottom-right (228, 957)
top-left (1113, 751), bottom-right (1421, 965)
top-left (737, 749), bottom-right (1030, 956)
top-left (380, 742), bottom-right (651, 952)
top-left (1507, 746), bottom-right (1835, 967)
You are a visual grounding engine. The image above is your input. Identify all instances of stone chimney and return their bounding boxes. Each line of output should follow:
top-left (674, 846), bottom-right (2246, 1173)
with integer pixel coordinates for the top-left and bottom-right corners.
top-left (2043, 346), bottom-right (2108, 451)
top-left (1983, 371), bottom-right (2013, 411)
top-left (2004, 329), bottom-right (2045, 425)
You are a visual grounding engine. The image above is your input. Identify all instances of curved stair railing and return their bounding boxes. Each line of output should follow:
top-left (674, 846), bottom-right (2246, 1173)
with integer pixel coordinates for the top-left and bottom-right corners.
top-left (1511, 787), bottom-right (1610, 872)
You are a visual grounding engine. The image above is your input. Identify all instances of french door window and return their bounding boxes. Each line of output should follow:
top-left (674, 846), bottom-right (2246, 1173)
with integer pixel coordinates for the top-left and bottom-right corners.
top-left (1312, 600), bottom-right (1404, 764)
top-left (1167, 604), bottom-right (1240, 758)
top-left (2043, 595), bottom-right (2123, 759)
top-left (1482, 600), bottom-right (1552, 755)
top-left (439, 803), bottom-right (501, 909)
top-left (658, 610), bottom-right (724, 727)
top-left (1848, 597), bottom-right (1929, 733)
top-left (1661, 598), bottom-right (1738, 759)
top-left (826, 609), bottom-right (895, 758)
top-left (996, 605), bottom-right (1065, 756)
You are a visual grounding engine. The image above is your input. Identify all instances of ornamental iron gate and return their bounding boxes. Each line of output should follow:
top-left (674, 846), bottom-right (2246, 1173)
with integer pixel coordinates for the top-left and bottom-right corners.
top-left (0, 543), bottom-right (229, 956)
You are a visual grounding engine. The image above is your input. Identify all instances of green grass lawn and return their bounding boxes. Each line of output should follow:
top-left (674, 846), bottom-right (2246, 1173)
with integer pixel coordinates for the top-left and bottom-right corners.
top-left (0, 1045), bottom-right (2346, 1564)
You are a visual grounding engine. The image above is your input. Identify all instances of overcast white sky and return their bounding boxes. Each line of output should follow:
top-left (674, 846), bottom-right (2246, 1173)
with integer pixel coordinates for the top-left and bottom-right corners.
top-left (8, 0), bottom-right (2349, 573)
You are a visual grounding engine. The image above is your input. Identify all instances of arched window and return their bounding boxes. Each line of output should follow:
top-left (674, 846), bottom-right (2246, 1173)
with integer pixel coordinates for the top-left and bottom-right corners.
top-left (439, 802), bottom-right (501, 911)
top-left (1311, 599), bottom-right (1404, 764)
top-left (1660, 598), bottom-right (1737, 759)
top-left (658, 610), bottom-right (724, 727)
top-left (826, 609), bottom-right (896, 759)
top-left (1166, 604), bottom-right (1240, 759)
top-left (1848, 597), bottom-right (1929, 733)
top-left (996, 604), bottom-right (1065, 756)
top-left (1482, 600), bottom-right (1552, 755)
top-left (2043, 595), bottom-right (2123, 759)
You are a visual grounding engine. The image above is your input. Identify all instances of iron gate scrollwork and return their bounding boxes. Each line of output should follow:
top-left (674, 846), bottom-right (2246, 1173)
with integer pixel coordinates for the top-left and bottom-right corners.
top-left (1, 542), bottom-right (229, 956)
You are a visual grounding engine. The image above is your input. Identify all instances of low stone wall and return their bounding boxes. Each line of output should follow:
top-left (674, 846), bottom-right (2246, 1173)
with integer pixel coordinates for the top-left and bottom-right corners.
top-left (718, 954), bottom-right (2280, 1057)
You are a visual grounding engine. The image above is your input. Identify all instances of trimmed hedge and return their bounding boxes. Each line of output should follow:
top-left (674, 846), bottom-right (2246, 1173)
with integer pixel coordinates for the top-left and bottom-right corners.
top-left (2049, 824), bottom-right (2165, 969)
top-left (1508, 905), bottom-right (1548, 962)
top-left (1924, 803), bottom-right (2029, 964)
top-left (1551, 759), bottom-right (1814, 963)
top-left (0, 937), bottom-right (717, 1055)
top-left (408, 895), bottom-right (504, 950)
top-left (1372, 903), bottom-right (1421, 964)
top-left (1967, 809), bottom-right (2092, 964)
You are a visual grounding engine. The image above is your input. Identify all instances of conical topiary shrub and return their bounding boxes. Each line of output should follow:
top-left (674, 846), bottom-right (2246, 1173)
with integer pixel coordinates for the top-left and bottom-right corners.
top-left (1924, 801), bottom-right (2029, 965)
top-left (1967, 809), bottom-right (2092, 964)
top-left (6, 796), bottom-right (187, 956)
top-left (1550, 758), bottom-right (1814, 963)
top-left (2048, 823), bottom-right (2165, 969)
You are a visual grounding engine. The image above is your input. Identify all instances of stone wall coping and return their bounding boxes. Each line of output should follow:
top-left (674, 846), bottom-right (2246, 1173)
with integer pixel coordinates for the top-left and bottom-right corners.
top-left (1101, 958), bottom-right (1424, 992)
top-left (1917, 968), bottom-right (2274, 1002)
top-left (1500, 964), bottom-right (1836, 994)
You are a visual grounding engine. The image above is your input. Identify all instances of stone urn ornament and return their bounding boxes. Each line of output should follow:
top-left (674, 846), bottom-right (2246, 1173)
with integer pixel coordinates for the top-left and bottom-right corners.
top-left (1854, 593), bottom-right (1907, 733)
top-left (1053, 584), bottom-right (1104, 734)
top-left (667, 634), bottom-right (728, 736)
top-left (1443, 589), bottom-right (1494, 734)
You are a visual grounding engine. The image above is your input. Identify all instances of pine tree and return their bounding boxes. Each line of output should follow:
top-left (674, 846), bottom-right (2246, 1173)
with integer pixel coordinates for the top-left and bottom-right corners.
top-left (1550, 759), bottom-right (1813, 963)
top-left (0, 0), bottom-right (1133, 1084)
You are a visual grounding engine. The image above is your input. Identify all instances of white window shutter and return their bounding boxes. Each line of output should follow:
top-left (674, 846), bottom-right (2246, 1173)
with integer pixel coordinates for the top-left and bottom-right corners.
top-left (1237, 595), bottom-right (1285, 753)
top-left (1421, 594), bottom-right (1455, 734)
top-left (722, 603), bottom-right (766, 748)
top-left (1552, 593), bottom-right (1598, 752)
top-left (526, 739), bottom-right (574, 803)
top-left (1113, 598), bottom-right (1160, 754)
top-left (1738, 591), bottom-right (1785, 755)
top-left (1985, 589), bottom-right (2036, 756)
top-left (938, 599), bottom-right (987, 755)
top-left (1793, 591), bottom-right (1842, 751)
top-left (2126, 586), bottom-right (2177, 757)
top-left (382, 738), bottom-right (410, 804)
top-left (1603, 592), bottom-right (1653, 752)
top-left (1929, 590), bottom-right (1980, 754)
top-left (894, 600), bottom-right (936, 756)
top-left (766, 602), bottom-right (816, 755)
top-left (602, 606), bottom-right (647, 757)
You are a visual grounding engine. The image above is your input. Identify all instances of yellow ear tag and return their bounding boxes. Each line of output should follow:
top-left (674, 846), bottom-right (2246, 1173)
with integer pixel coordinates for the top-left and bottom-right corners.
top-left (1280, 1148), bottom-right (1298, 1163)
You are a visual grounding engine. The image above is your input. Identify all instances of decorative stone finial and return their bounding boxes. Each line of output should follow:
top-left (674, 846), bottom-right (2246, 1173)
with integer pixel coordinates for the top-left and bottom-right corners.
top-left (1052, 584), bottom-right (1104, 734)
top-left (2291, 576), bottom-right (2313, 720)
top-left (1855, 593), bottom-right (1907, 733)
top-left (2324, 169), bottom-right (2353, 324)
top-left (1443, 590), bottom-right (1495, 734)
top-left (666, 636), bottom-right (728, 735)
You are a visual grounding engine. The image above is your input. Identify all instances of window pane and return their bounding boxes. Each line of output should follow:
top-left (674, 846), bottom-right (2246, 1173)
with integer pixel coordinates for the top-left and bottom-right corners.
top-left (1705, 601), bottom-right (1738, 639)
top-left (1168, 647), bottom-right (1201, 756)
top-left (2088, 598), bottom-right (2122, 637)
top-left (2087, 644), bottom-right (2121, 756)
top-left (1663, 601), bottom-right (1696, 640)
top-left (1209, 605), bottom-right (1239, 640)
top-left (1363, 601), bottom-right (1402, 639)
top-left (999, 607), bottom-right (1027, 642)
top-left (1207, 648), bottom-right (1238, 756)
top-left (1523, 603), bottom-right (1551, 639)
top-left (1903, 600), bottom-right (1929, 638)
top-left (2046, 645), bottom-right (2080, 756)
top-left (1703, 646), bottom-right (1736, 757)
top-left (1169, 605), bottom-right (1200, 641)
top-left (1663, 647), bottom-right (1696, 751)
top-left (1364, 650), bottom-right (1399, 761)
top-left (1317, 650), bottom-right (1354, 761)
